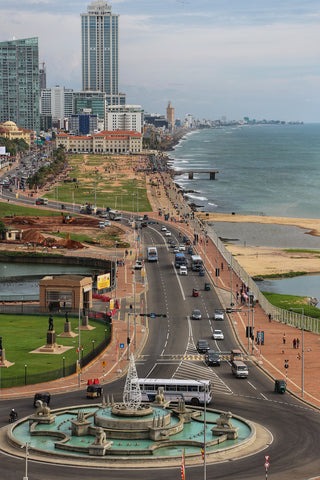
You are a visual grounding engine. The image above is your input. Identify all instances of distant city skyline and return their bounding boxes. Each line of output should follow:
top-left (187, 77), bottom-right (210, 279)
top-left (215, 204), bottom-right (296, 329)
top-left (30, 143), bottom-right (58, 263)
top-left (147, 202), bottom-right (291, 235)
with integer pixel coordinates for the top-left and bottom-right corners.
top-left (0, 1), bottom-right (319, 122)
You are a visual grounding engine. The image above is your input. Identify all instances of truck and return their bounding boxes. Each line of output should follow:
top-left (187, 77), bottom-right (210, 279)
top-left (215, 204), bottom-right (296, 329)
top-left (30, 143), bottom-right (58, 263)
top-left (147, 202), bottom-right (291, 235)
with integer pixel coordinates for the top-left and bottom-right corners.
top-left (108, 209), bottom-right (120, 220)
top-left (191, 255), bottom-right (203, 271)
top-left (80, 203), bottom-right (97, 215)
top-left (175, 252), bottom-right (186, 268)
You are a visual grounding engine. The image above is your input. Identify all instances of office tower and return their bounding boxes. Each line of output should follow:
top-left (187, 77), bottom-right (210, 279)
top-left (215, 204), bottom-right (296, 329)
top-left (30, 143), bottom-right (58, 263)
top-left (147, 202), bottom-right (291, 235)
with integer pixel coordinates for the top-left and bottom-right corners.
top-left (166, 101), bottom-right (175, 126)
top-left (0, 37), bottom-right (40, 132)
top-left (40, 86), bottom-right (73, 124)
top-left (39, 62), bottom-right (47, 91)
top-left (81, 0), bottom-right (119, 96)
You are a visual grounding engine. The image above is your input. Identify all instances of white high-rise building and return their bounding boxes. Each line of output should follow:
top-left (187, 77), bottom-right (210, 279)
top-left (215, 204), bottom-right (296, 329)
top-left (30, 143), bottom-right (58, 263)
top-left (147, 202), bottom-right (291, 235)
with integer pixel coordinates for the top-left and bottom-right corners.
top-left (105, 105), bottom-right (144, 133)
top-left (40, 86), bottom-right (73, 123)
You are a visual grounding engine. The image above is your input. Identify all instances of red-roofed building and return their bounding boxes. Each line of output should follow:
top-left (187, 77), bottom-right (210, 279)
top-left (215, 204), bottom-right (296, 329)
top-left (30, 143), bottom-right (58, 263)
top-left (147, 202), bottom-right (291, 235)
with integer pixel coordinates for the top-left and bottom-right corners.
top-left (56, 130), bottom-right (142, 154)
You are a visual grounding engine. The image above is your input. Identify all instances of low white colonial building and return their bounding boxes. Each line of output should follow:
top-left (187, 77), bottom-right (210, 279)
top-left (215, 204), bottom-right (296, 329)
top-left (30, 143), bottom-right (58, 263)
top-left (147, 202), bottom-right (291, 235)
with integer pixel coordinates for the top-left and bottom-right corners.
top-left (56, 130), bottom-right (142, 154)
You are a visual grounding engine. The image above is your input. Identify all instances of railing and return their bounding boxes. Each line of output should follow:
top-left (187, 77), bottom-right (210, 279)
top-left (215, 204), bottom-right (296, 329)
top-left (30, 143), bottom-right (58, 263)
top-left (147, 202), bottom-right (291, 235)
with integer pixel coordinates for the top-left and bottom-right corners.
top-left (206, 225), bottom-right (320, 335)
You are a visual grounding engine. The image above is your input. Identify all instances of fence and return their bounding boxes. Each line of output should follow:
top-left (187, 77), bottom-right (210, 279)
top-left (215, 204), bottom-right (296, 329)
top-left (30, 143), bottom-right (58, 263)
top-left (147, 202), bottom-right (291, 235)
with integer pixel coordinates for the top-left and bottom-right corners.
top-left (206, 225), bottom-right (320, 335)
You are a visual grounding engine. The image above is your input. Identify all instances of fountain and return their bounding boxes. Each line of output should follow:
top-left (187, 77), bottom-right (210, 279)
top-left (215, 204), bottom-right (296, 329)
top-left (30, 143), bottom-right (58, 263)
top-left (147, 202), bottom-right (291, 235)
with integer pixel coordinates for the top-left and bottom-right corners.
top-left (4, 354), bottom-right (271, 468)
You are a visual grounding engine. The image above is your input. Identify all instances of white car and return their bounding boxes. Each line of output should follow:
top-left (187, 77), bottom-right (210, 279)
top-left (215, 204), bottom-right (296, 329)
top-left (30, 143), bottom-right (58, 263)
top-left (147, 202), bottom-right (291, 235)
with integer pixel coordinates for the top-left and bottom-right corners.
top-left (213, 329), bottom-right (224, 340)
top-left (179, 244), bottom-right (186, 251)
top-left (165, 231), bottom-right (172, 236)
top-left (173, 247), bottom-right (180, 253)
top-left (214, 309), bottom-right (225, 321)
top-left (161, 226), bottom-right (167, 231)
top-left (179, 265), bottom-right (188, 275)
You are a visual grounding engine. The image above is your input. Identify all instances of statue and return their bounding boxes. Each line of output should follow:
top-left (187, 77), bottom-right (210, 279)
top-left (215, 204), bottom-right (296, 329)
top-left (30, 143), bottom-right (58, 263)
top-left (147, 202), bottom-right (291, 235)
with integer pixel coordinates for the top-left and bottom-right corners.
top-left (35, 400), bottom-right (51, 417)
top-left (94, 427), bottom-right (107, 445)
top-left (48, 315), bottom-right (54, 331)
top-left (215, 412), bottom-right (233, 429)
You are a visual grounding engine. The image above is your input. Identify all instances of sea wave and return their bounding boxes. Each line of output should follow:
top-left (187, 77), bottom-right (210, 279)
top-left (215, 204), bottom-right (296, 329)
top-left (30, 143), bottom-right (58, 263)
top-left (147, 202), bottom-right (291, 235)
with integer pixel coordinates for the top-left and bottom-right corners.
top-left (185, 194), bottom-right (208, 202)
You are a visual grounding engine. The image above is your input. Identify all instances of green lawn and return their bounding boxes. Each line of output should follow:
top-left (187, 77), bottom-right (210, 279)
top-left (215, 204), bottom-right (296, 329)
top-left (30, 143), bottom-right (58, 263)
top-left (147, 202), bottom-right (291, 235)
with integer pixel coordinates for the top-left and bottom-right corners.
top-left (262, 292), bottom-right (320, 319)
top-left (0, 315), bottom-right (110, 385)
top-left (0, 202), bottom-right (60, 217)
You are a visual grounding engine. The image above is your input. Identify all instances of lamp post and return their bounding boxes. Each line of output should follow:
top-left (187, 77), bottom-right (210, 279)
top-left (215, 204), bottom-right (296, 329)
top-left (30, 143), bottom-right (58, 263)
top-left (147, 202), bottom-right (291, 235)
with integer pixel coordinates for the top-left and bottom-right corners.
top-left (62, 356), bottom-right (65, 377)
top-left (92, 340), bottom-right (95, 354)
top-left (24, 364), bottom-right (27, 385)
top-left (290, 307), bottom-right (304, 398)
top-left (22, 442), bottom-right (30, 480)
top-left (104, 328), bottom-right (107, 342)
top-left (114, 241), bottom-right (118, 299)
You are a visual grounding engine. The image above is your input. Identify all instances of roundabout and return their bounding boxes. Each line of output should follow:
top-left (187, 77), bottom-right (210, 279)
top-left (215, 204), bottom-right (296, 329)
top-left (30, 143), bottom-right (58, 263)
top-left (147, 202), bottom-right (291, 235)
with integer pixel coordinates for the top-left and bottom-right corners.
top-left (2, 356), bottom-right (272, 469)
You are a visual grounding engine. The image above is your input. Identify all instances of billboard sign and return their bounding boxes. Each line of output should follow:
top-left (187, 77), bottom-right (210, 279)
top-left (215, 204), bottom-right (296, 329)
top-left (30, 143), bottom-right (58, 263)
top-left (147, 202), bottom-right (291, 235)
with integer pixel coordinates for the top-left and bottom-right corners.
top-left (97, 273), bottom-right (110, 290)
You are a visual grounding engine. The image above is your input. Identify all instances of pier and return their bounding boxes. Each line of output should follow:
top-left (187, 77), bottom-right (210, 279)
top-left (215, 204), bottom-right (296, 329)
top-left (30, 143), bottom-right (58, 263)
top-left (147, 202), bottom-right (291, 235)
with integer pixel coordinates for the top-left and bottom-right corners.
top-left (173, 169), bottom-right (219, 180)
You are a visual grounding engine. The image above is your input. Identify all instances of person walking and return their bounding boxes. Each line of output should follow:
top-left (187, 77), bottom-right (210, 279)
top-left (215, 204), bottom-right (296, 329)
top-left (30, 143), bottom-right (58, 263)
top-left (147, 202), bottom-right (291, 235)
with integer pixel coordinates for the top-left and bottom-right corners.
top-left (293, 338), bottom-right (296, 349)
top-left (296, 338), bottom-right (300, 349)
top-left (283, 333), bottom-right (286, 344)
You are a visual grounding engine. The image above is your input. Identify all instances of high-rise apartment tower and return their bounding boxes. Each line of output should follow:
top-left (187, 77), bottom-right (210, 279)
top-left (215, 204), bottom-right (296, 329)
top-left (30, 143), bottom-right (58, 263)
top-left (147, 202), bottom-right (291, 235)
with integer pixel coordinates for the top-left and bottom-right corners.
top-left (0, 37), bottom-right (40, 132)
top-left (81, 0), bottom-right (119, 96)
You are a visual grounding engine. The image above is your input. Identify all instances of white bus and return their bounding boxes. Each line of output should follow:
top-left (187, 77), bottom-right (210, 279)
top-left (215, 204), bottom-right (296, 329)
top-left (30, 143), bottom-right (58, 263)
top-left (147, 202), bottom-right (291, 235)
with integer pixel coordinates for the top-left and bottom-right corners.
top-left (147, 247), bottom-right (158, 262)
top-left (133, 378), bottom-right (212, 405)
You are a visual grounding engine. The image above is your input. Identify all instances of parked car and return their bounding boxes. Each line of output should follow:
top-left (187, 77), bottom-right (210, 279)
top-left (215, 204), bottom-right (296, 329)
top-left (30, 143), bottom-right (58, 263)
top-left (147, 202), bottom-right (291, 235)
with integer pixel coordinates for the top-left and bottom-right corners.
top-left (192, 309), bottom-right (202, 320)
top-left (214, 309), bottom-right (225, 321)
top-left (205, 350), bottom-right (221, 366)
top-left (213, 329), bottom-right (224, 340)
top-left (196, 339), bottom-right (210, 354)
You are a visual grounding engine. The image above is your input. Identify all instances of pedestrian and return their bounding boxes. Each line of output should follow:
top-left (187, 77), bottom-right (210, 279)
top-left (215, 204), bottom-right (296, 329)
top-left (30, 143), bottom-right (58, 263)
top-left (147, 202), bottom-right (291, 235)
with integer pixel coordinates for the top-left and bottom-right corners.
top-left (296, 338), bottom-right (300, 348)
top-left (293, 338), bottom-right (296, 349)
top-left (283, 333), bottom-right (286, 344)
top-left (268, 313), bottom-right (272, 323)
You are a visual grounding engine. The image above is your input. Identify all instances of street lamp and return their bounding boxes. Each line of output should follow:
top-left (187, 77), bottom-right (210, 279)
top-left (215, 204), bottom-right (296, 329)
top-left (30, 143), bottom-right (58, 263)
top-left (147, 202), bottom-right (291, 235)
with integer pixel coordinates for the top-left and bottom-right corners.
top-left (62, 356), bottom-right (65, 377)
top-left (92, 340), bottom-right (95, 354)
top-left (290, 307), bottom-right (304, 398)
top-left (21, 442), bottom-right (30, 480)
top-left (24, 364), bottom-right (27, 385)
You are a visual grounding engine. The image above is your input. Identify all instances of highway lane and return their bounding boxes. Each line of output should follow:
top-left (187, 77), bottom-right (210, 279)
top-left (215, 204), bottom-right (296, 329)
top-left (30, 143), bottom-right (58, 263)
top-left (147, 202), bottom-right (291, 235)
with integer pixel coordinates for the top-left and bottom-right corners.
top-left (0, 220), bottom-right (320, 479)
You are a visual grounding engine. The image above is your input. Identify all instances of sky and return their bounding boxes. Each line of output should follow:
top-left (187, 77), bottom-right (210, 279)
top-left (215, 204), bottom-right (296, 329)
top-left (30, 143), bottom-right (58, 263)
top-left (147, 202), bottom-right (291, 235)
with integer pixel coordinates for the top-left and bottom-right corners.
top-left (0, 0), bottom-right (320, 122)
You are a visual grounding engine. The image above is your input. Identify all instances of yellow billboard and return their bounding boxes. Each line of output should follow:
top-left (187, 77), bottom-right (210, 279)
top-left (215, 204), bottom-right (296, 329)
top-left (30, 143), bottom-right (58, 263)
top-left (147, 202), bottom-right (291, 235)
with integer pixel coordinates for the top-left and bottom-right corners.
top-left (97, 273), bottom-right (110, 290)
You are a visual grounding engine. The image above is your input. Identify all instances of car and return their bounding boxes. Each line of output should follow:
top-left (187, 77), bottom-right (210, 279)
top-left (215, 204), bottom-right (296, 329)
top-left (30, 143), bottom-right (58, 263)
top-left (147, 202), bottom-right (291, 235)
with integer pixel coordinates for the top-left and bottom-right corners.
top-left (192, 309), bottom-right (202, 320)
top-left (134, 260), bottom-right (143, 270)
top-left (104, 220), bottom-right (111, 227)
top-left (173, 247), bottom-right (180, 253)
top-left (33, 392), bottom-right (51, 407)
top-left (213, 329), bottom-right (224, 340)
top-left (99, 221), bottom-right (105, 228)
top-left (167, 238), bottom-right (174, 244)
top-left (165, 231), bottom-right (172, 236)
top-left (141, 221), bottom-right (148, 227)
top-left (170, 242), bottom-right (177, 248)
top-left (214, 309), bottom-right (225, 321)
top-left (205, 350), bottom-right (221, 366)
top-left (179, 244), bottom-right (186, 251)
top-left (196, 339), bottom-right (210, 354)
top-left (161, 226), bottom-right (167, 231)
top-left (179, 265), bottom-right (188, 275)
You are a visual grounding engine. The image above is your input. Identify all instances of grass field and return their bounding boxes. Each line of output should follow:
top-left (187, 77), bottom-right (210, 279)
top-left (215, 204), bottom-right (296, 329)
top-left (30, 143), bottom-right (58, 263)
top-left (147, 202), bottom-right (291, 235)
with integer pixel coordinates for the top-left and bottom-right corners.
top-left (262, 292), bottom-right (320, 319)
top-left (0, 202), bottom-right (60, 217)
top-left (0, 315), bottom-right (110, 384)
top-left (45, 154), bottom-right (151, 212)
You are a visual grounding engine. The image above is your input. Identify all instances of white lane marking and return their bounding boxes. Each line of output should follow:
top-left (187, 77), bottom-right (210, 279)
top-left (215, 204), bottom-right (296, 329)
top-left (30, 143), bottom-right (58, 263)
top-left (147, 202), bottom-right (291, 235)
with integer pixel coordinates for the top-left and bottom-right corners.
top-left (173, 261), bottom-right (186, 301)
top-left (260, 393), bottom-right (268, 400)
top-left (247, 381), bottom-right (257, 390)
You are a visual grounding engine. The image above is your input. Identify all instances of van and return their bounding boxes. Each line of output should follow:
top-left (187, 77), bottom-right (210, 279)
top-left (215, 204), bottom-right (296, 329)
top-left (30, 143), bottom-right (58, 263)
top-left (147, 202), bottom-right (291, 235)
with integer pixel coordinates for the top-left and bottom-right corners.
top-left (231, 360), bottom-right (248, 378)
top-left (230, 349), bottom-right (243, 362)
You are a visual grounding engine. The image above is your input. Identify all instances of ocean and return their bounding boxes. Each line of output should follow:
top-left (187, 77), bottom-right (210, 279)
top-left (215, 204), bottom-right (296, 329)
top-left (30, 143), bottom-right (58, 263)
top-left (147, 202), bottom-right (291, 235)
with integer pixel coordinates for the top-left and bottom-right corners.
top-left (168, 124), bottom-right (320, 219)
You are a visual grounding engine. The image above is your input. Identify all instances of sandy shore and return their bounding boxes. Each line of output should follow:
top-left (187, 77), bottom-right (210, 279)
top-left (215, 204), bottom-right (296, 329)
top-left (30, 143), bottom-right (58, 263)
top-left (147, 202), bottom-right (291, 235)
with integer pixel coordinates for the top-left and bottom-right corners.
top-left (196, 213), bottom-right (320, 277)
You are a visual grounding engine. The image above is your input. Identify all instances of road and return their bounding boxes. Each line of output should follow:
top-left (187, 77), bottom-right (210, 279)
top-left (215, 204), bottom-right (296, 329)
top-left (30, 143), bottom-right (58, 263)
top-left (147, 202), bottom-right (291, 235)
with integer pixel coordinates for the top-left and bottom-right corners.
top-left (0, 218), bottom-right (319, 479)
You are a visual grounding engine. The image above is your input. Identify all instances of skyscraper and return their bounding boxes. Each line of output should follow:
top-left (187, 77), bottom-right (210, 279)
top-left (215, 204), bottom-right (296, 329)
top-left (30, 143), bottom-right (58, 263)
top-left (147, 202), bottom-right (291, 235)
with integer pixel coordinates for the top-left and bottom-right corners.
top-left (81, 1), bottom-right (119, 97)
top-left (0, 37), bottom-right (40, 132)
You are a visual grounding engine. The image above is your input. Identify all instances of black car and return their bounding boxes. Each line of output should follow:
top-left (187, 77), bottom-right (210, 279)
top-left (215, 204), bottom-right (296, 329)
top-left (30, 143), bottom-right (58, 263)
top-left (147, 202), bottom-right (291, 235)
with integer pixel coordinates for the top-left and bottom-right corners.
top-left (33, 392), bottom-right (51, 407)
top-left (205, 350), bottom-right (221, 366)
top-left (196, 339), bottom-right (210, 354)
